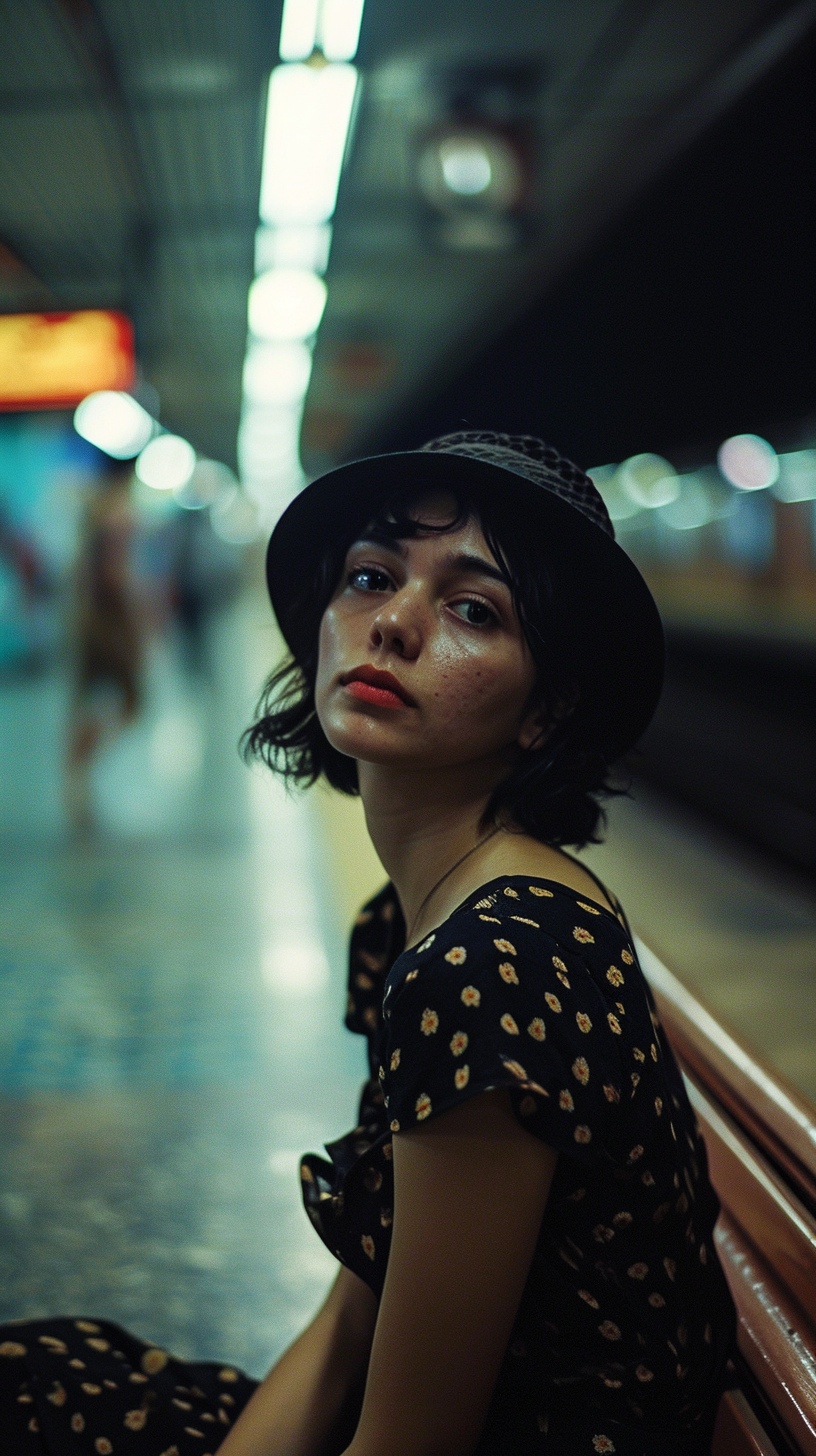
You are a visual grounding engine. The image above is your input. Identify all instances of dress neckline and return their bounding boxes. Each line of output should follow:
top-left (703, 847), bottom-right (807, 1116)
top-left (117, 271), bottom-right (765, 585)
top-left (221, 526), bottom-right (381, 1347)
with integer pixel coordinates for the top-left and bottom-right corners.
top-left (402, 872), bottom-right (626, 954)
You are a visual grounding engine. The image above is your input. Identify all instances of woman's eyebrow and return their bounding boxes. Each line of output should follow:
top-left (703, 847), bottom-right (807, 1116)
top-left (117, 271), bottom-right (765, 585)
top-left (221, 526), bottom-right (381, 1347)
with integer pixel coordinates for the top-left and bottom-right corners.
top-left (445, 551), bottom-right (509, 587)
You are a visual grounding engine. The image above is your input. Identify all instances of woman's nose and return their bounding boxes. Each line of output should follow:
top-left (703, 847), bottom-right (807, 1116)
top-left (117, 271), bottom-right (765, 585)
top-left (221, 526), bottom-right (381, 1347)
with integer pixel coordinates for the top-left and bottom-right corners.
top-left (369, 590), bottom-right (423, 659)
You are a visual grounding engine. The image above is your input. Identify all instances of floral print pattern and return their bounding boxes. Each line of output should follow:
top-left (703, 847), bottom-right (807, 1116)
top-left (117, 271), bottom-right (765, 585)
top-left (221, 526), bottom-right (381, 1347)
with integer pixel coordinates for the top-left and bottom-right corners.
top-left (297, 877), bottom-right (734, 1456)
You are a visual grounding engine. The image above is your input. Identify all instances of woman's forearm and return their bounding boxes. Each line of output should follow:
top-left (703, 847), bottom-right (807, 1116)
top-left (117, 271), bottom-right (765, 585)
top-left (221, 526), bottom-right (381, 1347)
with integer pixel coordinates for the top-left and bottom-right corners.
top-left (216, 1267), bottom-right (377, 1456)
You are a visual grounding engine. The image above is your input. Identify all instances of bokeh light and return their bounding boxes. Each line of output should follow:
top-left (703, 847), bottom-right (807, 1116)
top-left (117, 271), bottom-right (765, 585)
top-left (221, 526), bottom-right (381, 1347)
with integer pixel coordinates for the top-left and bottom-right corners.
top-left (243, 341), bottom-right (313, 405)
top-left (618, 453), bottom-right (679, 509)
top-left (73, 391), bottom-right (154, 459)
top-left (136, 433), bottom-right (196, 491)
top-left (248, 268), bottom-right (327, 341)
top-left (717, 433), bottom-right (779, 491)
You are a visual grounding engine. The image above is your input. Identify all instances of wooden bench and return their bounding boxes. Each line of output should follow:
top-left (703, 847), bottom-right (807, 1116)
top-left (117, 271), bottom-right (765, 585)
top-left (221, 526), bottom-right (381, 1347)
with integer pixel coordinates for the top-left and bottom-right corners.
top-left (637, 941), bottom-right (816, 1456)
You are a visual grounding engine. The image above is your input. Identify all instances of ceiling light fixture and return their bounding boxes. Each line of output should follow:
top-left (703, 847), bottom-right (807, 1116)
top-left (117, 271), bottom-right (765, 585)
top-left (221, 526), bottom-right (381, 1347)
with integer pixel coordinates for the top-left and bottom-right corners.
top-left (259, 63), bottom-right (358, 226)
top-left (136, 434), bottom-right (196, 491)
top-left (248, 268), bottom-right (327, 340)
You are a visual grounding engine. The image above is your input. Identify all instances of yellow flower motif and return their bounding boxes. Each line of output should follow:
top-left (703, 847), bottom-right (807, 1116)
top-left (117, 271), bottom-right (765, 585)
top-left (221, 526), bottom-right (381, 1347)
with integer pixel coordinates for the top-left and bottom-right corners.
top-left (556, 970), bottom-right (570, 988)
top-left (390, 1048), bottom-right (401, 1071)
top-left (141, 1348), bottom-right (168, 1375)
top-left (573, 926), bottom-right (595, 944)
top-left (361, 1234), bottom-right (375, 1260)
top-left (479, 914), bottom-right (501, 923)
top-left (405, 968), bottom-right (418, 982)
top-left (641, 1169), bottom-right (655, 1186)
top-left (510, 915), bottom-right (539, 927)
top-left (445, 946), bottom-right (467, 965)
top-left (576, 1011), bottom-right (592, 1033)
top-left (621, 948), bottom-right (634, 964)
top-left (455, 1065), bottom-right (470, 1089)
top-left (648, 1292), bottom-right (666, 1308)
top-left (613, 1210), bottom-right (632, 1227)
top-left (219, 1369), bottom-right (239, 1383)
top-left (503, 887), bottom-right (520, 898)
top-left (529, 886), bottom-right (553, 897)
top-left (356, 972), bottom-right (374, 989)
top-left (75, 1321), bottom-right (101, 1334)
top-left (474, 896), bottom-right (496, 909)
top-left (125, 1409), bottom-right (148, 1430)
top-left (500, 1013), bottom-right (519, 1035)
top-left (378, 1064), bottom-right (385, 1080)
top-left (628, 1144), bottom-right (645, 1163)
top-left (494, 938), bottom-right (517, 955)
top-left (628, 1263), bottom-right (649, 1280)
top-left (69, 1358), bottom-right (85, 1369)
top-left (636, 1364), bottom-right (654, 1382)
top-left (572, 1056), bottom-right (589, 1083)
top-left (390, 1119), bottom-right (400, 1132)
top-left (362, 1006), bottom-right (378, 1030)
top-left (552, 956), bottom-right (568, 974)
top-left (616, 1001), bottom-right (625, 1016)
top-left (498, 961), bottom-right (519, 984)
top-left (577, 901), bottom-right (601, 914)
top-left (47, 1385), bottom-right (66, 1406)
top-left (380, 1207), bottom-right (392, 1227)
top-left (578, 1289), bottom-right (599, 1308)
top-left (420, 1008), bottom-right (439, 1035)
top-left (606, 966), bottom-right (624, 987)
top-left (0, 1342), bottom-right (26, 1357)
top-left (449, 1030), bottom-right (468, 1056)
top-left (71, 1414), bottom-right (85, 1433)
top-left (574, 1124), bottom-right (592, 1143)
top-left (545, 992), bottom-right (562, 1013)
top-left (415, 1094), bottom-right (432, 1120)
top-left (592, 1435), bottom-right (616, 1453)
top-left (528, 1017), bottom-right (546, 1041)
top-left (607, 1013), bottom-right (622, 1035)
top-left (559, 1089), bottom-right (574, 1112)
top-left (82, 1384), bottom-right (102, 1396)
top-left (502, 1059), bottom-right (528, 1079)
top-left (417, 934), bottom-right (436, 952)
top-left (94, 1441), bottom-right (113, 1455)
top-left (633, 1046), bottom-right (646, 1063)
top-left (651, 1043), bottom-right (658, 1062)
top-left (461, 985), bottom-right (481, 1007)
top-left (598, 1320), bottom-right (621, 1341)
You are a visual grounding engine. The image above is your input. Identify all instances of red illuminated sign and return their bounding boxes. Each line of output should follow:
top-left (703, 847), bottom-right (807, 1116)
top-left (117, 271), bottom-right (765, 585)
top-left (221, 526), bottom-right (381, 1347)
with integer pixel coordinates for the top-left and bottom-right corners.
top-left (0, 310), bottom-right (135, 410)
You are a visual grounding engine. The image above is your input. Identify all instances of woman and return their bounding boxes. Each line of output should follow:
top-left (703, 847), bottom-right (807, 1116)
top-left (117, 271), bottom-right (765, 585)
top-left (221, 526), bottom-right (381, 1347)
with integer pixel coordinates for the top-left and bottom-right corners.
top-left (0, 432), bottom-right (735, 1455)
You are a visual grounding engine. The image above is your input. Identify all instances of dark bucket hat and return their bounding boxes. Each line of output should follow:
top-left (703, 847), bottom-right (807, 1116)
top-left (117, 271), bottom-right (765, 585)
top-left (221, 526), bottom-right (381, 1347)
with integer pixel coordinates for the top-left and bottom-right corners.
top-left (265, 430), bottom-right (664, 758)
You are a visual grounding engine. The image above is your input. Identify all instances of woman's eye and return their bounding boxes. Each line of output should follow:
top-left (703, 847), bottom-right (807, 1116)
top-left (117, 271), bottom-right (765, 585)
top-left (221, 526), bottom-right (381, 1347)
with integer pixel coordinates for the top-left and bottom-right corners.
top-left (348, 565), bottom-right (392, 593)
top-left (450, 599), bottom-right (495, 626)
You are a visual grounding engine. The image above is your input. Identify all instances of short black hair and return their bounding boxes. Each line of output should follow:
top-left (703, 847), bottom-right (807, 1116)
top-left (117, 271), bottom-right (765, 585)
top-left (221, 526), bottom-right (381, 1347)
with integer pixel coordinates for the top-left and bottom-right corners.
top-left (243, 481), bottom-right (625, 847)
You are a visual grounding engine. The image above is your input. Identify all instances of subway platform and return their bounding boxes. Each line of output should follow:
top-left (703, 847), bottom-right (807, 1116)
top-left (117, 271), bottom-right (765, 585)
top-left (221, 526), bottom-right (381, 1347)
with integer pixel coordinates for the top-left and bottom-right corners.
top-left (1, 583), bottom-right (814, 1378)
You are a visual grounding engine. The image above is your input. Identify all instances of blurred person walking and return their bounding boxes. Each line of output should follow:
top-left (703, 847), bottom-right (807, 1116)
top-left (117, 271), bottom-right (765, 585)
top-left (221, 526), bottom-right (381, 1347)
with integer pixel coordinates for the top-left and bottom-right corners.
top-left (65, 460), bottom-right (144, 830)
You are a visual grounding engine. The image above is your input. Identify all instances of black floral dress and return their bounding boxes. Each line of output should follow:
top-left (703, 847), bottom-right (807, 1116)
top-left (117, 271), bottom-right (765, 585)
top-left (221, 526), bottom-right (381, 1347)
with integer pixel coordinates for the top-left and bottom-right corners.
top-left (0, 876), bottom-right (736, 1456)
top-left (301, 878), bottom-right (736, 1456)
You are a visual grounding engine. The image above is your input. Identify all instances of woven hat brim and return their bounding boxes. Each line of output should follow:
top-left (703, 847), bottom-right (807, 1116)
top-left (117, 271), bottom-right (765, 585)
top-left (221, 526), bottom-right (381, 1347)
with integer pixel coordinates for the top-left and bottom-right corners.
top-left (265, 450), bottom-right (664, 757)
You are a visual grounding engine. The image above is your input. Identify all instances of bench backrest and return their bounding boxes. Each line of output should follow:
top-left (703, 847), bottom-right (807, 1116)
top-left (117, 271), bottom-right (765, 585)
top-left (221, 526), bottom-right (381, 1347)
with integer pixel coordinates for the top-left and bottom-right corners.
top-left (637, 940), bottom-right (816, 1456)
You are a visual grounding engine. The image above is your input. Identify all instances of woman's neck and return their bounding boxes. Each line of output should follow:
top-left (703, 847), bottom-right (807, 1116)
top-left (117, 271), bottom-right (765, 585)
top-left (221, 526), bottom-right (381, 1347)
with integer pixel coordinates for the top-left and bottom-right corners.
top-left (357, 759), bottom-right (510, 945)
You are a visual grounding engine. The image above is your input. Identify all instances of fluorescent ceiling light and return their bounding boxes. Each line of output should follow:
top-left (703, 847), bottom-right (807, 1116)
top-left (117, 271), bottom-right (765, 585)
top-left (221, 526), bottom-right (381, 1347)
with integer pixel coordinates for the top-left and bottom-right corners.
top-left (319, 0), bottom-right (365, 61)
top-left (243, 341), bottom-right (313, 405)
top-left (248, 268), bottom-right (327, 340)
top-left (73, 391), bottom-right (154, 458)
top-left (136, 434), bottom-right (196, 491)
top-left (260, 63), bottom-right (358, 225)
top-left (773, 449), bottom-right (816, 503)
top-left (255, 223), bottom-right (332, 275)
top-left (279, 0), bottom-right (320, 61)
top-left (279, 0), bottom-right (365, 62)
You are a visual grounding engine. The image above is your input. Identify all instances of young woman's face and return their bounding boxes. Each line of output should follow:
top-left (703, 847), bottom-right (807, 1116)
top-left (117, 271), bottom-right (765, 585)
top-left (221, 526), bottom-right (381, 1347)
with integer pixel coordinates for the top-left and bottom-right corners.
top-left (314, 495), bottom-right (542, 777)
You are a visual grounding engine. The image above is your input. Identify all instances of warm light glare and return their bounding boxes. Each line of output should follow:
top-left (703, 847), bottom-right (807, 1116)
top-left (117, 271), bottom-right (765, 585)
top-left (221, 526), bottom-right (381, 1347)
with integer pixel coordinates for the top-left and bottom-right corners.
top-left (259, 63), bottom-right (358, 225)
top-left (319, 0), bottom-right (365, 61)
top-left (255, 223), bottom-right (332, 275)
top-left (243, 341), bottom-right (313, 405)
top-left (248, 268), bottom-right (327, 340)
top-left (136, 433), bottom-right (196, 491)
top-left (618, 454), bottom-right (679, 509)
top-left (73, 391), bottom-right (154, 459)
top-left (717, 434), bottom-right (779, 491)
top-left (279, 0), bottom-right (320, 60)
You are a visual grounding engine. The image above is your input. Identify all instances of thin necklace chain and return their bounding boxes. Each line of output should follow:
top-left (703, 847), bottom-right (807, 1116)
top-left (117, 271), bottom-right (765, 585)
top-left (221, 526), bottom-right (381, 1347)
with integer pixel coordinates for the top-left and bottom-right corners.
top-left (405, 825), bottom-right (502, 946)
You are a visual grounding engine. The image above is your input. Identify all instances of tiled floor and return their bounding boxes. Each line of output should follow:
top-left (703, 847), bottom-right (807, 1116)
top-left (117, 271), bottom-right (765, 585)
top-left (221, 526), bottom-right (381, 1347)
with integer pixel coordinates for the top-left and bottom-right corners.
top-left (1, 583), bottom-right (814, 1381)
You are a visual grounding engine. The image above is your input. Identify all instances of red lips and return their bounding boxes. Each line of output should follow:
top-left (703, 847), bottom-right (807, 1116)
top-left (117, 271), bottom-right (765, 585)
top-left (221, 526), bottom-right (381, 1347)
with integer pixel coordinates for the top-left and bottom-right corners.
top-left (342, 665), bottom-right (416, 708)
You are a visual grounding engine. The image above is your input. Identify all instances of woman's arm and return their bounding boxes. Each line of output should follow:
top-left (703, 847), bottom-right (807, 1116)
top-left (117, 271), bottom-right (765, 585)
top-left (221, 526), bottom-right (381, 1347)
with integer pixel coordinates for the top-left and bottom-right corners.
top-left (342, 1089), bottom-right (558, 1456)
top-left (216, 1264), bottom-right (378, 1456)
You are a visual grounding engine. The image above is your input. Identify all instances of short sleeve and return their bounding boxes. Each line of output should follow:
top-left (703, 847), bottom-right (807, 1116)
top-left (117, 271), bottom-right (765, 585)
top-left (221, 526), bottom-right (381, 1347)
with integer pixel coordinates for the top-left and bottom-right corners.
top-left (345, 882), bottom-right (405, 1042)
top-left (380, 902), bottom-right (637, 1164)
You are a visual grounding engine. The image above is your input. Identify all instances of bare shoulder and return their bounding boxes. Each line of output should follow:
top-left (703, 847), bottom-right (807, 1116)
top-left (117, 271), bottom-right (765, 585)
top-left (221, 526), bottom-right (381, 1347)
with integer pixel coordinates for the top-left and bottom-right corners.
top-left (487, 834), bottom-right (617, 915)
